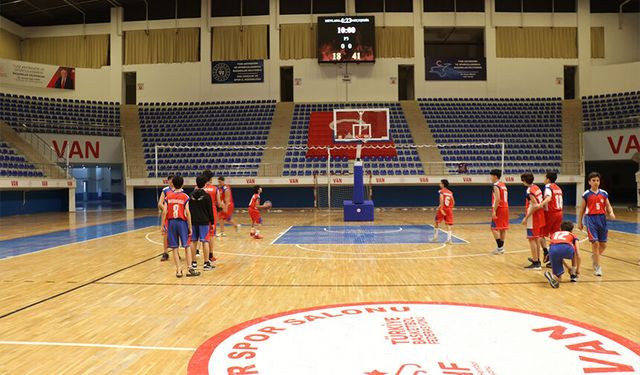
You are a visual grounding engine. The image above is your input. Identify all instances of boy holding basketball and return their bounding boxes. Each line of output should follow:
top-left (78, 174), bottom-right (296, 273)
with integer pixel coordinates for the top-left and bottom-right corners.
top-left (433, 179), bottom-right (455, 243)
top-left (162, 176), bottom-right (199, 278)
top-left (578, 172), bottom-right (615, 276)
top-left (490, 169), bottom-right (509, 254)
top-left (544, 221), bottom-right (580, 288)
top-left (249, 185), bottom-right (270, 239)
top-left (521, 172), bottom-right (546, 270)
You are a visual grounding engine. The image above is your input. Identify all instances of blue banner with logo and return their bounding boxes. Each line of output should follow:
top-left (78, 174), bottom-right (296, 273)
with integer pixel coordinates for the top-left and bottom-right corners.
top-left (426, 58), bottom-right (486, 81)
top-left (211, 60), bottom-right (264, 84)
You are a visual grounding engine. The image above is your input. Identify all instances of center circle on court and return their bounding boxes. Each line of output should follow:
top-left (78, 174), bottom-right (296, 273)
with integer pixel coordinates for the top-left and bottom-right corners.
top-left (188, 302), bottom-right (639, 375)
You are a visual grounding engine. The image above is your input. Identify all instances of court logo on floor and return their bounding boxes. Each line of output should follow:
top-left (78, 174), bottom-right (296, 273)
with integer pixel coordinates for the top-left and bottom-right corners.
top-left (188, 302), bottom-right (639, 375)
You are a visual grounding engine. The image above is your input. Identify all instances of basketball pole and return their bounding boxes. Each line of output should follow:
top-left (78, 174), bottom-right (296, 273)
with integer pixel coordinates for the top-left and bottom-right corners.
top-left (327, 146), bottom-right (331, 211)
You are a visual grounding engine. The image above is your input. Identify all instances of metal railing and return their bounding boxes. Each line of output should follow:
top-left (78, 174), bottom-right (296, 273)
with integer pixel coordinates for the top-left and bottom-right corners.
top-left (17, 126), bottom-right (69, 178)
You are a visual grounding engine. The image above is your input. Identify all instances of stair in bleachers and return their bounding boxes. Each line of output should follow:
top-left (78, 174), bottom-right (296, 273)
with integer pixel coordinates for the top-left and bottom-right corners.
top-left (121, 105), bottom-right (146, 178)
top-left (0, 121), bottom-right (65, 178)
top-left (139, 100), bottom-right (276, 177)
top-left (418, 97), bottom-right (563, 175)
top-left (581, 91), bottom-right (640, 132)
top-left (260, 102), bottom-right (294, 176)
top-left (0, 93), bottom-right (120, 136)
top-left (400, 101), bottom-right (443, 175)
top-left (561, 100), bottom-right (582, 175)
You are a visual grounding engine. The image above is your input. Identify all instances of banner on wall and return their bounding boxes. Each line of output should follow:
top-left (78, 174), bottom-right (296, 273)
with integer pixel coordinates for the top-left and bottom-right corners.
top-left (583, 128), bottom-right (640, 161)
top-left (34, 134), bottom-right (123, 164)
top-left (426, 58), bottom-right (486, 81)
top-left (0, 58), bottom-right (75, 90)
top-left (211, 60), bottom-right (264, 84)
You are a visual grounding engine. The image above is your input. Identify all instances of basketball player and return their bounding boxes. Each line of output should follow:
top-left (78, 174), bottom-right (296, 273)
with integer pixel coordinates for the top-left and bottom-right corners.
top-left (203, 170), bottom-right (224, 262)
top-left (433, 179), bottom-right (454, 243)
top-left (490, 169), bottom-right (509, 254)
top-left (540, 171), bottom-right (564, 267)
top-left (157, 175), bottom-right (174, 261)
top-left (161, 176), bottom-right (199, 278)
top-left (190, 175), bottom-right (215, 271)
top-left (217, 176), bottom-right (241, 236)
top-left (543, 221), bottom-right (580, 288)
top-left (521, 172), bottom-right (546, 270)
top-left (249, 185), bottom-right (269, 239)
top-left (578, 172), bottom-right (615, 277)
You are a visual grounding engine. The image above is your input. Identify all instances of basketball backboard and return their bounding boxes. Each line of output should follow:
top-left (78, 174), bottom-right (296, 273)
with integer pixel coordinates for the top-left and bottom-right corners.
top-left (331, 108), bottom-right (390, 142)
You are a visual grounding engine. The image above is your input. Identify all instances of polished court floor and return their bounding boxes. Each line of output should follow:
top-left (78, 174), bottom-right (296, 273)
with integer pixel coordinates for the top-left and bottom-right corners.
top-left (0, 207), bottom-right (638, 374)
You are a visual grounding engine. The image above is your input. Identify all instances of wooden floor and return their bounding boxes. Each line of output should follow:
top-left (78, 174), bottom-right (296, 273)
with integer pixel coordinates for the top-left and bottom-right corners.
top-left (0, 207), bottom-right (638, 374)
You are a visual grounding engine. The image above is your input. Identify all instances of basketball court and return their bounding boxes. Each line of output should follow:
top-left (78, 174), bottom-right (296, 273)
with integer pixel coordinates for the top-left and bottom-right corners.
top-left (0, 207), bottom-right (638, 373)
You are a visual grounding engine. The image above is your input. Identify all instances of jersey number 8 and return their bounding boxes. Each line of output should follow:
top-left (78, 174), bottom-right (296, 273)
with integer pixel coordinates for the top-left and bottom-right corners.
top-left (172, 205), bottom-right (179, 219)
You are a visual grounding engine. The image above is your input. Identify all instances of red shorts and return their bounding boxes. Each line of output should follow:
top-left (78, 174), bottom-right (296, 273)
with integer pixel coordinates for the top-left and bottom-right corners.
top-left (544, 211), bottom-right (563, 237)
top-left (249, 209), bottom-right (262, 224)
top-left (435, 208), bottom-right (454, 225)
top-left (491, 207), bottom-right (509, 230)
top-left (219, 204), bottom-right (234, 221)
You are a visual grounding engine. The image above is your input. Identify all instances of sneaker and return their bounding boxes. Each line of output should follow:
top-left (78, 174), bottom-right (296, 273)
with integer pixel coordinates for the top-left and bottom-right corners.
top-left (570, 274), bottom-right (578, 282)
top-left (446, 237), bottom-right (452, 244)
top-left (492, 247), bottom-right (505, 255)
top-left (203, 262), bottom-right (215, 271)
top-left (236, 224), bottom-right (241, 232)
top-left (176, 270), bottom-right (183, 278)
top-left (160, 253), bottom-right (169, 262)
top-left (191, 261), bottom-right (197, 269)
top-left (196, 249), bottom-right (200, 257)
top-left (594, 265), bottom-right (603, 277)
top-left (187, 268), bottom-right (201, 277)
top-left (524, 261), bottom-right (542, 270)
top-left (220, 232), bottom-right (226, 237)
top-left (253, 234), bottom-right (263, 239)
top-left (544, 271), bottom-right (559, 288)
top-left (545, 262), bottom-right (552, 268)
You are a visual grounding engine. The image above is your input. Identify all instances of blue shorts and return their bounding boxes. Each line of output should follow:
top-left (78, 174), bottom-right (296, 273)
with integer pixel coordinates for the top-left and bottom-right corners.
top-left (192, 224), bottom-right (210, 242)
top-left (549, 243), bottom-right (574, 277)
top-left (167, 219), bottom-right (189, 248)
top-left (584, 214), bottom-right (608, 243)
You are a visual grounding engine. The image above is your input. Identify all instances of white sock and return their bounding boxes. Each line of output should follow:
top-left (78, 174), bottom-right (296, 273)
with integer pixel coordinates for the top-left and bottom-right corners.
top-left (433, 228), bottom-right (439, 236)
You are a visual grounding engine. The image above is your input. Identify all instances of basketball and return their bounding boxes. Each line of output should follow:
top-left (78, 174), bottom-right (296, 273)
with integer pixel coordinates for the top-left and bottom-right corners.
top-left (263, 200), bottom-right (272, 209)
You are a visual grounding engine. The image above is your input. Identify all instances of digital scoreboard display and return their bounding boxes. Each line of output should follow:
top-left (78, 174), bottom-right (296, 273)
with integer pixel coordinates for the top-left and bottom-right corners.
top-left (317, 16), bottom-right (375, 63)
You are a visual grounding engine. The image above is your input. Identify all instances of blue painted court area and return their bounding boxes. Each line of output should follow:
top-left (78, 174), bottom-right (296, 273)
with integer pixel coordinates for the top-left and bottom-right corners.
top-left (0, 216), bottom-right (159, 260)
top-left (273, 225), bottom-right (467, 245)
top-left (563, 213), bottom-right (640, 235)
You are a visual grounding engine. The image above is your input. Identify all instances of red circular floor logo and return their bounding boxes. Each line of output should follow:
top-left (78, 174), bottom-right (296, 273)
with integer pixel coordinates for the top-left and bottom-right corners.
top-left (189, 302), bottom-right (639, 375)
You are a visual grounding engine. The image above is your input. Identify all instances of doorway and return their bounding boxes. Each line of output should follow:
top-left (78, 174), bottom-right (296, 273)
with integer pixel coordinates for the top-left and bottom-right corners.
top-left (398, 65), bottom-right (415, 100)
top-left (71, 165), bottom-right (125, 211)
top-left (280, 66), bottom-right (293, 102)
top-left (564, 66), bottom-right (577, 100)
top-left (124, 72), bottom-right (137, 105)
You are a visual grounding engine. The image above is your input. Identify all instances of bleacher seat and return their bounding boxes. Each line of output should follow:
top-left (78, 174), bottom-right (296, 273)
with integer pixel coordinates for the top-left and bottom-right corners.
top-left (581, 91), bottom-right (640, 132)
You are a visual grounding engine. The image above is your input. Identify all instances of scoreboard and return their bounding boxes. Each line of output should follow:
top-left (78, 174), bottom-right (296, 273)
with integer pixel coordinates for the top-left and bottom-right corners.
top-left (317, 16), bottom-right (375, 63)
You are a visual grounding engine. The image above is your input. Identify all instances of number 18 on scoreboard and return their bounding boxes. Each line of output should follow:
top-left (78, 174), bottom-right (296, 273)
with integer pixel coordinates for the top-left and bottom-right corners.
top-left (318, 16), bottom-right (376, 63)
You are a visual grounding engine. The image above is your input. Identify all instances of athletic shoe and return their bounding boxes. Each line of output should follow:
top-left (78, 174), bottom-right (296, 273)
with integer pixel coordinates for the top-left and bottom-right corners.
top-left (446, 237), bottom-right (452, 244)
top-left (236, 224), bottom-right (241, 232)
top-left (570, 274), bottom-right (578, 282)
top-left (187, 268), bottom-right (201, 277)
top-left (544, 271), bottom-right (559, 288)
top-left (545, 262), bottom-right (552, 268)
top-left (191, 261), bottom-right (197, 269)
top-left (253, 234), bottom-right (263, 239)
top-left (203, 262), bottom-right (215, 271)
top-left (160, 253), bottom-right (169, 262)
top-left (220, 232), bottom-right (226, 237)
top-left (196, 249), bottom-right (200, 257)
top-left (492, 247), bottom-right (505, 255)
top-left (594, 265), bottom-right (603, 277)
top-left (524, 261), bottom-right (542, 270)
top-left (176, 270), bottom-right (183, 278)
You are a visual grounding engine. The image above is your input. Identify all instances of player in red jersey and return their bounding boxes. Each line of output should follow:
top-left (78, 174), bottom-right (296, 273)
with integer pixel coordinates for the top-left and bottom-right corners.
top-left (249, 185), bottom-right (269, 239)
top-left (203, 170), bottom-right (224, 262)
top-left (540, 171), bottom-right (564, 267)
top-left (490, 169), bottom-right (510, 254)
top-left (157, 175), bottom-right (174, 262)
top-left (578, 172), bottom-right (615, 277)
top-left (161, 176), bottom-right (199, 278)
top-left (433, 179), bottom-right (455, 243)
top-left (543, 221), bottom-right (580, 288)
top-left (217, 176), bottom-right (241, 237)
top-left (521, 172), bottom-right (546, 270)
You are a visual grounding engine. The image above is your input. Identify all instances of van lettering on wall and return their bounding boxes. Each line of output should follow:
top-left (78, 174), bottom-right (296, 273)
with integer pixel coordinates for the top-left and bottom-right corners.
top-left (53, 140), bottom-right (100, 159)
top-left (607, 135), bottom-right (639, 154)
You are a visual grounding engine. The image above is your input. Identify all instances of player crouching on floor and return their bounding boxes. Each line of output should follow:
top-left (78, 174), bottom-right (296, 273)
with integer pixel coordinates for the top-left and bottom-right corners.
top-left (544, 221), bottom-right (581, 288)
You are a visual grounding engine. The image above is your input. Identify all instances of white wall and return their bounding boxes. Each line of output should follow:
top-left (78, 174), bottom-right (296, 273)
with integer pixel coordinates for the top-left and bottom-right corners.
top-left (1, 0), bottom-right (639, 103)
